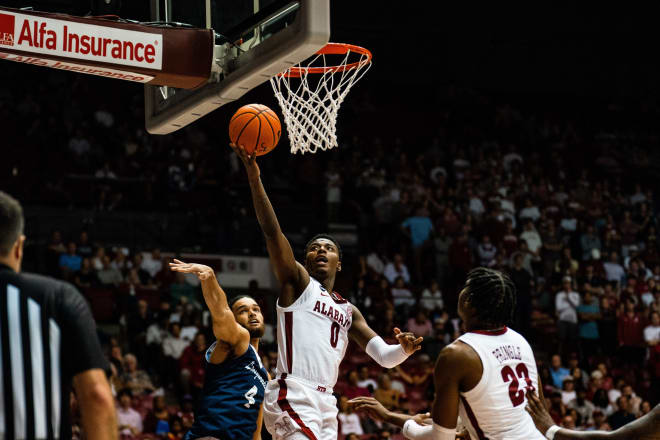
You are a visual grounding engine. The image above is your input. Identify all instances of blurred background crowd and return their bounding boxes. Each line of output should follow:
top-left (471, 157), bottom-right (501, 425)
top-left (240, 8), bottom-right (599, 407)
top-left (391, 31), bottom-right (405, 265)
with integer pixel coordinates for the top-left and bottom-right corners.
top-left (2, 37), bottom-right (660, 439)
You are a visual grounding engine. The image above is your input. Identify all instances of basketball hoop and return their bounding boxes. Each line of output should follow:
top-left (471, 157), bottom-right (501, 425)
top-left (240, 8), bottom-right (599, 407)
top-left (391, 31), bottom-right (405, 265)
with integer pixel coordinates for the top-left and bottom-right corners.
top-left (270, 43), bottom-right (372, 154)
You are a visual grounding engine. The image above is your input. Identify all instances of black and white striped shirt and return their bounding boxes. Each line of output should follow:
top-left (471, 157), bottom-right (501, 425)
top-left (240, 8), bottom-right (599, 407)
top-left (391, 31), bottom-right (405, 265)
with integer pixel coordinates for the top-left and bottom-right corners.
top-left (0, 264), bottom-right (109, 440)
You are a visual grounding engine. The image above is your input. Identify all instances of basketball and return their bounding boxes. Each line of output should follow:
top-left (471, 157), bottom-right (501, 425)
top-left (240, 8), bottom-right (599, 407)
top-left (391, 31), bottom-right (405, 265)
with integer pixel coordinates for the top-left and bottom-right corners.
top-left (228, 104), bottom-right (281, 156)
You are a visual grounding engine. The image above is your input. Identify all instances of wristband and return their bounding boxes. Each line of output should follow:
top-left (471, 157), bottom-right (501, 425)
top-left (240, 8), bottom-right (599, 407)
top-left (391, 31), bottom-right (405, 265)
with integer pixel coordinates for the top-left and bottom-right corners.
top-left (545, 425), bottom-right (561, 440)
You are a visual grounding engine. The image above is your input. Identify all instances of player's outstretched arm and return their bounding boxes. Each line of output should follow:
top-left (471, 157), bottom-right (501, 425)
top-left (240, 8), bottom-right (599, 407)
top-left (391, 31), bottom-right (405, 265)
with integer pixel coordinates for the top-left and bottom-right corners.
top-left (169, 260), bottom-right (249, 358)
top-left (525, 389), bottom-right (660, 440)
top-left (230, 143), bottom-right (309, 302)
top-left (349, 305), bottom-right (422, 368)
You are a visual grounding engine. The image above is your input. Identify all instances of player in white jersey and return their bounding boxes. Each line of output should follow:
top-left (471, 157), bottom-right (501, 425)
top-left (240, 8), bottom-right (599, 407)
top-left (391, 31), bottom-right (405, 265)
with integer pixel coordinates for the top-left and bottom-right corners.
top-left (231, 143), bottom-right (423, 440)
top-left (352, 267), bottom-right (547, 440)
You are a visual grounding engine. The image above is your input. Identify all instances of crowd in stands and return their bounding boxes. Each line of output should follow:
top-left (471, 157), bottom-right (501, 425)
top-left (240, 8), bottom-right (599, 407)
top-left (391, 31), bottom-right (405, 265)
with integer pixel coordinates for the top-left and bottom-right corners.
top-left (3, 61), bottom-right (660, 438)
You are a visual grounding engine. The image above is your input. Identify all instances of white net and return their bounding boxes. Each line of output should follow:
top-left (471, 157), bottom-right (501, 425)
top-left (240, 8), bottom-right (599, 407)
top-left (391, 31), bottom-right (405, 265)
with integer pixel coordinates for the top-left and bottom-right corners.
top-left (270, 44), bottom-right (372, 154)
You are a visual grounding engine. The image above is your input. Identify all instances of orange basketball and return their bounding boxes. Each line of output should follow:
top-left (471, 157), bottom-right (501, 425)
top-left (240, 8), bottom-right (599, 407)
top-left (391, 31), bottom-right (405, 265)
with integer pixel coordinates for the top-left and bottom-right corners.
top-left (228, 104), bottom-right (281, 156)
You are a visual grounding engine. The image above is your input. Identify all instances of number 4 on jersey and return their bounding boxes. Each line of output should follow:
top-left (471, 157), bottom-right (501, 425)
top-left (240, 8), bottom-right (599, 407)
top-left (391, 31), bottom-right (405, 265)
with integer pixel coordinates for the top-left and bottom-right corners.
top-left (244, 385), bottom-right (258, 408)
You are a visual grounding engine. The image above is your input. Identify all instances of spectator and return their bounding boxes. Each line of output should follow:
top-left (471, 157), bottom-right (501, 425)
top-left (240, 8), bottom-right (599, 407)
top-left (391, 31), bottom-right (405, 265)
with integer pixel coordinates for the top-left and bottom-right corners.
top-left (520, 220), bottom-right (542, 255)
top-left (645, 311), bottom-right (660, 377)
top-left (143, 395), bottom-right (170, 434)
top-left (555, 277), bottom-right (580, 353)
top-left (338, 396), bottom-right (364, 436)
top-left (162, 322), bottom-right (190, 385)
top-left (74, 257), bottom-right (97, 289)
top-left (170, 272), bottom-right (198, 307)
top-left (357, 366), bottom-right (378, 393)
top-left (419, 279), bottom-right (444, 312)
top-left (343, 370), bottom-right (370, 399)
top-left (550, 354), bottom-right (570, 389)
top-left (580, 225), bottom-right (602, 261)
top-left (59, 241), bottom-right (82, 276)
top-left (592, 388), bottom-right (615, 417)
top-left (112, 249), bottom-right (132, 273)
top-left (142, 248), bottom-right (164, 278)
top-left (561, 378), bottom-right (577, 405)
top-left (467, 188), bottom-right (485, 218)
top-left (97, 255), bottom-right (123, 286)
top-left (621, 384), bottom-right (642, 416)
top-left (390, 276), bottom-right (415, 309)
top-left (46, 230), bottom-right (67, 275)
top-left (179, 332), bottom-right (207, 399)
top-left (603, 251), bottom-right (625, 284)
top-left (120, 353), bottom-right (155, 395)
top-left (555, 247), bottom-right (579, 280)
top-left (91, 246), bottom-right (106, 271)
top-left (577, 290), bottom-right (601, 358)
top-left (374, 373), bottom-right (401, 411)
top-left (406, 309), bottom-right (433, 338)
top-left (617, 297), bottom-right (646, 366)
top-left (116, 389), bottom-right (143, 437)
top-left (619, 211), bottom-right (640, 257)
top-left (608, 396), bottom-right (636, 430)
top-left (568, 389), bottom-right (595, 426)
top-left (383, 254), bottom-right (411, 284)
top-left (476, 234), bottom-right (497, 266)
top-left (77, 230), bottom-right (94, 258)
top-left (401, 206), bottom-right (434, 282)
top-left (561, 414), bottom-right (576, 430)
top-left (519, 198), bottom-right (541, 223)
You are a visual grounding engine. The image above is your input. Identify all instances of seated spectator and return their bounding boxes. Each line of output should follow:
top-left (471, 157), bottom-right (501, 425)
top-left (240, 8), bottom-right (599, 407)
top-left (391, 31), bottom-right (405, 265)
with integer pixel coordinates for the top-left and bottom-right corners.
top-left (120, 353), bottom-right (155, 395)
top-left (97, 255), bottom-right (123, 286)
top-left (74, 257), bottom-right (97, 289)
top-left (548, 391), bottom-right (567, 424)
top-left (343, 370), bottom-right (370, 399)
top-left (47, 230), bottom-right (67, 275)
top-left (170, 272), bottom-right (198, 307)
top-left (561, 414), bottom-right (577, 430)
top-left (116, 389), bottom-right (143, 437)
top-left (476, 234), bottom-right (497, 266)
top-left (419, 279), bottom-right (443, 312)
top-left (143, 395), bottom-right (170, 434)
top-left (554, 247), bottom-right (579, 279)
top-left (374, 373), bottom-right (401, 411)
top-left (519, 198), bottom-right (541, 223)
top-left (568, 389), bottom-right (595, 427)
top-left (580, 225), bottom-right (602, 261)
top-left (338, 396), bottom-right (364, 436)
top-left (180, 332), bottom-right (207, 399)
top-left (406, 309), bottom-right (432, 338)
top-left (168, 416), bottom-right (185, 440)
top-left (390, 276), bottom-right (415, 309)
top-left (357, 366), bottom-right (378, 393)
top-left (77, 230), bottom-right (94, 258)
top-left (608, 396), bottom-right (636, 430)
top-left (383, 254), bottom-right (411, 284)
top-left (621, 384), bottom-right (642, 415)
top-left (561, 378), bottom-right (577, 405)
top-left (176, 395), bottom-right (195, 432)
top-left (603, 251), bottom-right (625, 284)
top-left (549, 354), bottom-right (570, 389)
top-left (162, 322), bottom-right (190, 386)
top-left (141, 248), bottom-right (164, 278)
top-left (645, 311), bottom-right (660, 377)
top-left (131, 253), bottom-right (153, 286)
top-left (111, 249), bottom-right (132, 274)
top-left (91, 246), bottom-right (106, 271)
top-left (520, 220), bottom-right (542, 256)
top-left (59, 241), bottom-right (82, 278)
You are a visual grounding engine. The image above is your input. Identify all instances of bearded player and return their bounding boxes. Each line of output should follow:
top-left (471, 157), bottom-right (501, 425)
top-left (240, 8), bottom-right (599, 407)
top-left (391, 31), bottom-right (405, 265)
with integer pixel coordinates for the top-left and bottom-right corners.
top-left (352, 267), bottom-right (547, 440)
top-left (169, 259), bottom-right (268, 440)
top-left (231, 143), bottom-right (423, 440)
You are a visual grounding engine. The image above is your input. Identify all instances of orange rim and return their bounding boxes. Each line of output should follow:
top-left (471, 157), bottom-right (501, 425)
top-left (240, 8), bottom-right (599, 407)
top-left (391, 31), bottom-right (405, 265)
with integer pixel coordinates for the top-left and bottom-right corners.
top-left (282, 43), bottom-right (372, 78)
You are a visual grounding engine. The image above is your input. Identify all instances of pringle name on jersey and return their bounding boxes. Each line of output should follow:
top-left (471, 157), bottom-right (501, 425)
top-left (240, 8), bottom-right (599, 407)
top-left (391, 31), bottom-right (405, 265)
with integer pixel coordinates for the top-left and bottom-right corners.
top-left (313, 300), bottom-right (351, 328)
top-left (491, 344), bottom-right (522, 364)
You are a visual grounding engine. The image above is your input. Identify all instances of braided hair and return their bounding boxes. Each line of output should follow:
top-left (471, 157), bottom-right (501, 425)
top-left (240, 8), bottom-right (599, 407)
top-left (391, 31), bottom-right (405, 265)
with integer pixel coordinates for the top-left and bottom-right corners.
top-left (463, 267), bottom-right (517, 328)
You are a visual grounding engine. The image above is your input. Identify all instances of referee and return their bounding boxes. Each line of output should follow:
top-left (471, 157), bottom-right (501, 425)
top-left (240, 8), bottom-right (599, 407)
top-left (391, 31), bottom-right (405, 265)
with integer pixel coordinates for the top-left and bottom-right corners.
top-left (0, 191), bottom-right (118, 440)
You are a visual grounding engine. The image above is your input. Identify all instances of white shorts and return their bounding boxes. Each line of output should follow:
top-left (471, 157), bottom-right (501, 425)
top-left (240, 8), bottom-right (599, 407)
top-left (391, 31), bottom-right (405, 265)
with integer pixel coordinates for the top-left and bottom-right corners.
top-left (263, 374), bottom-right (337, 440)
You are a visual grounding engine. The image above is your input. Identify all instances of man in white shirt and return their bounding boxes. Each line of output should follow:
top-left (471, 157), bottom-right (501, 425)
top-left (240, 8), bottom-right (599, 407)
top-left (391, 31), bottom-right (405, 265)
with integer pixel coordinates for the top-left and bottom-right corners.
top-left (338, 396), bottom-right (364, 436)
top-left (116, 389), bottom-right (143, 437)
top-left (603, 251), bottom-right (625, 283)
top-left (519, 199), bottom-right (541, 223)
top-left (520, 220), bottom-right (543, 255)
top-left (467, 188), bottom-right (485, 218)
top-left (357, 365), bottom-right (378, 392)
top-left (162, 322), bottom-right (189, 360)
top-left (644, 311), bottom-right (660, 347)
top-left (383, 253), bottom-right (411, 284)
top-left (141, 248), bottom-right (163, 278)
top-left (556, 276), bottom-right (580, 354)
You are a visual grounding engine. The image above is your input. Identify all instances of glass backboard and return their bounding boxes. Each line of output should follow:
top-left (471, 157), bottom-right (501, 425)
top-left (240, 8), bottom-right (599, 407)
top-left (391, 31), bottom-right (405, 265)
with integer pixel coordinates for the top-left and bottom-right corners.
top-left (144, 0), bottom-right (329, 134)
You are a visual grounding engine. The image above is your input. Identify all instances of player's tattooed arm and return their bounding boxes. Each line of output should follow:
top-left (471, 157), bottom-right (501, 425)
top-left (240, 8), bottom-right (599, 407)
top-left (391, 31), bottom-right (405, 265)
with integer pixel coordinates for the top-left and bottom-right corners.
top-left (230, 142), bottom-right (310, 303)
top-left (169, 259), bottom-right (249, 356)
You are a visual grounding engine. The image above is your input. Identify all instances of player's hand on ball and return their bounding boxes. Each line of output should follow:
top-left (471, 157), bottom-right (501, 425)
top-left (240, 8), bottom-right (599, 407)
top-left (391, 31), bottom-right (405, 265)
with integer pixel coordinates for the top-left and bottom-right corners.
top-left (394, 327), bottom-right (423, 355)
top-left (524, 388), bottom-right (554, 434)
top-left (168, 259), bottom-right (214, 280)
top-left (347, 397), bottom-right (389, 422)
top-left (229, 142), bottom-right (260, 178)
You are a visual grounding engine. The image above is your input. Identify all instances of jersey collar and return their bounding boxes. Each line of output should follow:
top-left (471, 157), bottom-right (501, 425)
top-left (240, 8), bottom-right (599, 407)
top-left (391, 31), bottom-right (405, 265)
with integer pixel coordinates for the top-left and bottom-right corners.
top-left (470, 326), bottom-right (508, 336)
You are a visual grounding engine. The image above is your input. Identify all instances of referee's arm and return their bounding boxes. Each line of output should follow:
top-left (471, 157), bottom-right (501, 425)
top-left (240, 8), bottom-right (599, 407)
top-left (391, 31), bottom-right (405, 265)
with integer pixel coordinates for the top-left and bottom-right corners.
top-left (61, 283), bottom-right (118, 439)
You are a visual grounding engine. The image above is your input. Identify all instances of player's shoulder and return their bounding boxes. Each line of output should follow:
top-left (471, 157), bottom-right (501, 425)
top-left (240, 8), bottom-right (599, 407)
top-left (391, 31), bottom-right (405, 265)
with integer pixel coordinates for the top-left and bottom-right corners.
top-left (438, 339), bottom-right (478, 366)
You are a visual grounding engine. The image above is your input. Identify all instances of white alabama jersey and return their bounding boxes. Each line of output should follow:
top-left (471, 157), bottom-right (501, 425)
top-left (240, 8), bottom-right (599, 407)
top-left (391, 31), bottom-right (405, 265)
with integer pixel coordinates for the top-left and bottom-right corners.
top-left (456, 327), bottom-right (545, 440)
top-left (275, 277), bottom-right (352, 388)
